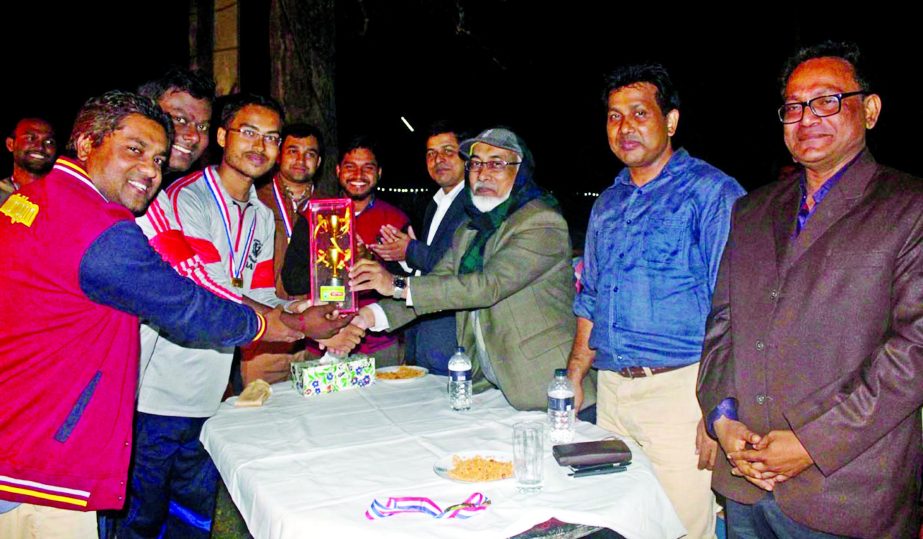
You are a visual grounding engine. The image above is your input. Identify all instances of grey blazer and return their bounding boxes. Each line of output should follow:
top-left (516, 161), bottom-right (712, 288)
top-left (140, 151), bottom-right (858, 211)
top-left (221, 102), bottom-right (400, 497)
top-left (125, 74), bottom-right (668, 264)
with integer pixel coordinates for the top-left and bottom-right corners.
top-left (382, 198), bottom-right (596, 411)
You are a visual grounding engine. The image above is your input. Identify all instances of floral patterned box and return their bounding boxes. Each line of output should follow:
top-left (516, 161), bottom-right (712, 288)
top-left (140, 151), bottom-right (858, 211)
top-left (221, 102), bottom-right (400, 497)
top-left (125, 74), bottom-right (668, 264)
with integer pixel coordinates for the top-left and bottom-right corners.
top-left (291, 354), bottom-right (376, 397)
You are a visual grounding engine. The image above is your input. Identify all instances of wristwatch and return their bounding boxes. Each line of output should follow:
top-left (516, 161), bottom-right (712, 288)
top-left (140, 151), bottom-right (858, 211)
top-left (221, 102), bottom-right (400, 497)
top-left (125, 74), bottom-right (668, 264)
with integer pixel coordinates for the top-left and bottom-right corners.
top-left (392, 276), bottom-right (407, 299)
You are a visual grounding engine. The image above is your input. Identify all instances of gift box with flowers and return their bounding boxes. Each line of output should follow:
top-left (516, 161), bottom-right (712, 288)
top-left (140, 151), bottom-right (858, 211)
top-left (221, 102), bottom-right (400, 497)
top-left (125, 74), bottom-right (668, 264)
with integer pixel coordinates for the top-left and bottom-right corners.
top-left (291, 353), bottom-right (376, 397)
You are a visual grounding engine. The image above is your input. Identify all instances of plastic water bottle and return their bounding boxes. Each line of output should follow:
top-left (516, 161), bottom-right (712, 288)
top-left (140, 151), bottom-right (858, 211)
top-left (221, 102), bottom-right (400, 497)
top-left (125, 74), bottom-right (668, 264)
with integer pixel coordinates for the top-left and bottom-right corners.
top-left (547, 368), bottom-right (575, 443)
top-left (447, 346), bottom-right (472, 411)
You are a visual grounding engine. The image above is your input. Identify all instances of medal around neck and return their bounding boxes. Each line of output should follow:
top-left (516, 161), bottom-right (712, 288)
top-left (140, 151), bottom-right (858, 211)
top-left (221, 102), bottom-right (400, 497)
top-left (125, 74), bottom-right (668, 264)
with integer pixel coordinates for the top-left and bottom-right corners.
top-left (308, 198), bottom-right (358, 313)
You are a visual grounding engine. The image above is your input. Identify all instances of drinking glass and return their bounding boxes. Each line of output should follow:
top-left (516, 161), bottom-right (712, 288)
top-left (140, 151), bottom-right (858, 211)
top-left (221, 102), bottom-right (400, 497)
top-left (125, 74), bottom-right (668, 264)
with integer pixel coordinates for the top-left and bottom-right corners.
top-left (513, 422), bottom-right (544, 493)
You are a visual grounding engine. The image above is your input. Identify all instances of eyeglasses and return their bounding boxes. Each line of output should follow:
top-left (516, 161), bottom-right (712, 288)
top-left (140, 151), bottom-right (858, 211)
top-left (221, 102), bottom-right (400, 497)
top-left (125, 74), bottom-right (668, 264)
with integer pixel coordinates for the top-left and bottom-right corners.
top-left (777, 91), bottom-right (867, 124)
top-left (426, 147), bottom-right (458, 160)
top-left (171, 115), bottom-right (210, 133)
top-left (465, 159), bottom-right (521, 172)
top-left (226, 127), bottom-right (283, 147)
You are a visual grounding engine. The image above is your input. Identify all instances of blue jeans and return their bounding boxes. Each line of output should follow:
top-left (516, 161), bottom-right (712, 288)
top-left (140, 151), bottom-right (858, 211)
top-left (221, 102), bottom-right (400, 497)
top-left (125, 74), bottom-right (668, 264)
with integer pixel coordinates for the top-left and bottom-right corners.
top-left (116, 412), bottom-right (218, 539)
top-left (726, 493), bottom-right (851, 539)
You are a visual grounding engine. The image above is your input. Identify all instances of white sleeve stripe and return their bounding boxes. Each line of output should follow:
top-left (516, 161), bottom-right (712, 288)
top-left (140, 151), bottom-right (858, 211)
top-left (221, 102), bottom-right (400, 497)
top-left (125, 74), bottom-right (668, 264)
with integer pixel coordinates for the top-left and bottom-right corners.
top-left (147, 199), bottom-right (169, 232)
top-left (172, 253), bottom-right (240, 303)
top-left (165, 173), bottom-right (203, 230)
top-left (164, 171), bottom-right (202, 198)
top-left (192, 264), bottom-right (241, 303)
top-left (177, 257), bottom-right (239, 303)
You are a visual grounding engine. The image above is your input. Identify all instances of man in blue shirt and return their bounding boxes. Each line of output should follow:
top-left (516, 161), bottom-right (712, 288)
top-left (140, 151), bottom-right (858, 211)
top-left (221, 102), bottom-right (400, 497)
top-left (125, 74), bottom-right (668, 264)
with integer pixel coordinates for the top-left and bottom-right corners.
top-left (567, 64), bottom-right (744, 538)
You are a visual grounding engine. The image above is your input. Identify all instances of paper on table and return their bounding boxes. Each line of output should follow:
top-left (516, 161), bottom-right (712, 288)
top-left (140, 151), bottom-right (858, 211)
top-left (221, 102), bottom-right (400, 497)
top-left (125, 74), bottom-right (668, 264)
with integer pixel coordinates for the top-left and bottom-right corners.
top-left (235, 379), bottom-right (271, 407)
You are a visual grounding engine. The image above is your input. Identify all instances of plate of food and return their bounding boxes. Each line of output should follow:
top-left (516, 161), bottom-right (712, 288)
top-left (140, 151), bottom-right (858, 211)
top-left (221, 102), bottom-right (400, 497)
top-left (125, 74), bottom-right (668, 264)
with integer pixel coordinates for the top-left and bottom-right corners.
top-left (433, 450), bottom-right (514, 483)
top-left (376, 365), bottom-right (428, 382)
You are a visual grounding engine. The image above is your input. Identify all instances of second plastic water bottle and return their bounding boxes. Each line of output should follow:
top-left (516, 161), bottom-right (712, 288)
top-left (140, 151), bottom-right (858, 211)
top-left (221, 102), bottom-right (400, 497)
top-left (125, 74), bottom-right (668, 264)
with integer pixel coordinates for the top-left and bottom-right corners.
top-left (447, 346), bottom-right (472, 411)
top-left (547, 368), bottom-right (575, 443)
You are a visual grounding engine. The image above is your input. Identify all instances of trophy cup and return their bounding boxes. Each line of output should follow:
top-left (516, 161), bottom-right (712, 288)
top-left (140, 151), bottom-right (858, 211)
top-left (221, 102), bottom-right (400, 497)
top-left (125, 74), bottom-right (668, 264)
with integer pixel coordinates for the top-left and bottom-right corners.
top-left (307, 198), bottom-right (357, 312)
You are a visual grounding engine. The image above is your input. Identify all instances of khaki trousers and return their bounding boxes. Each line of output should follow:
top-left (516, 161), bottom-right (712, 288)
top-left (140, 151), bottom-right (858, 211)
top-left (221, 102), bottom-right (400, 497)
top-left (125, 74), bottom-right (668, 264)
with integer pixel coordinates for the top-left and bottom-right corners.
top-left (597, 364), bottom-right (717, 539)
top-left (0, 503), bottom-right (97, 539)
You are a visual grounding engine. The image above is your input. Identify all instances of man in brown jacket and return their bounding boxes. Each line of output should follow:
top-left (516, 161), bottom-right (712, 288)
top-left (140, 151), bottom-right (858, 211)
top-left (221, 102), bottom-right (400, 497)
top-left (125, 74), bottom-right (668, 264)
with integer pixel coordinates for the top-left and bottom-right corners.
top-left (243, 123), bottom-right (325, 384)
top-left (697, 41), bottom-right (923, 538)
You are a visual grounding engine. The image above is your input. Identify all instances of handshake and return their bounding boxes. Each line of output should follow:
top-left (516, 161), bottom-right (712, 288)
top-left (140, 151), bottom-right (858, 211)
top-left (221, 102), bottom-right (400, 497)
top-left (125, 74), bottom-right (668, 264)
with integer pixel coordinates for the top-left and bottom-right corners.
top-left (258, 300), bottom-right (370, 356)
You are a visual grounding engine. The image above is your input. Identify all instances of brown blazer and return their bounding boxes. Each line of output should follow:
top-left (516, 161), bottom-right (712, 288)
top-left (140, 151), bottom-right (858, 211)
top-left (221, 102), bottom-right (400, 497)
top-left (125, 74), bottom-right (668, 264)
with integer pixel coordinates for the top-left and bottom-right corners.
top-left (697, 151), bottom-right (923, 538)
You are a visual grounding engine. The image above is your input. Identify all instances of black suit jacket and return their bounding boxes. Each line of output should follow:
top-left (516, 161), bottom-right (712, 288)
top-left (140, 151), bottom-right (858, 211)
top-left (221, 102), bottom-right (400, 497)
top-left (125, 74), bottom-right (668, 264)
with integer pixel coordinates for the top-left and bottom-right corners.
top-left (403, 188), bottom-right (467, 372)
top-left (405, 189), bottom-right (467, 273)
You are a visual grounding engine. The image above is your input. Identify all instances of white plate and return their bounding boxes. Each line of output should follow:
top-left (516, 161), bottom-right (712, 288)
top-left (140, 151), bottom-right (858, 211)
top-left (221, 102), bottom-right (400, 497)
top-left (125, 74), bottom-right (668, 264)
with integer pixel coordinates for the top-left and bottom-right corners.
top-left (433, 450), bottom-right (514, 483)
top-left (375, 365), bottom-right (428, 383)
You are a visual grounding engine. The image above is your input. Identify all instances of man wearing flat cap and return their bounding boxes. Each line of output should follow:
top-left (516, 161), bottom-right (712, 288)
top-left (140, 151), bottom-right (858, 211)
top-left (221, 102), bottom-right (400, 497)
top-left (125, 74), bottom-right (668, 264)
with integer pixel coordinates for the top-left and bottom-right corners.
top-left (349, 127), bottom-right (595, 411)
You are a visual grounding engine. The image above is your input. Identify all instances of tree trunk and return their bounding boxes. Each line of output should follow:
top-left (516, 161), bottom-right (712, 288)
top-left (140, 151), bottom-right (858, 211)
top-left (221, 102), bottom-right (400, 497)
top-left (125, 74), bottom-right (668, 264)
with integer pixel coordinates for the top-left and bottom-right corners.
top-left (269, 0), bottom-right (339, 196)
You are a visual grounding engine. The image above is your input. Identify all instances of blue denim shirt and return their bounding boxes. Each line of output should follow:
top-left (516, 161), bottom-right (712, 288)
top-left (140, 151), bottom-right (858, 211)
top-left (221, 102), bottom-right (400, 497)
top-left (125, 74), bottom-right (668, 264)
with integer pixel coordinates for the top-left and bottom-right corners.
top-left (574, 149), bottom-right (745, 370)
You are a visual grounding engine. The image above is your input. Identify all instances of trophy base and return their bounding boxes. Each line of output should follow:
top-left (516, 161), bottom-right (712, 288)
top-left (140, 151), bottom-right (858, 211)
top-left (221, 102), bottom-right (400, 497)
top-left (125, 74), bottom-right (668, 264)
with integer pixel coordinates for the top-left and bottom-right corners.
top-left (319, 278), bottom-right (347, 303)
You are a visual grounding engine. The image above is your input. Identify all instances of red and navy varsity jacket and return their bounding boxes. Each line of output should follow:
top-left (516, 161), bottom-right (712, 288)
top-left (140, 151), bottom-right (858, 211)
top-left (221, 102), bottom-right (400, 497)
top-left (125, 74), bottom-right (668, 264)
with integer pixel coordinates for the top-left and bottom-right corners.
top-left (0, 157), bottom-right (263, 510)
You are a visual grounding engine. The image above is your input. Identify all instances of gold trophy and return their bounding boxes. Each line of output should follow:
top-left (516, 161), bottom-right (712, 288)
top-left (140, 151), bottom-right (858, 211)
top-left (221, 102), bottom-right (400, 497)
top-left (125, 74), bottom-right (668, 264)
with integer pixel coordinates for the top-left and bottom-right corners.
top-left (308, 199), bottom-right (357, 312)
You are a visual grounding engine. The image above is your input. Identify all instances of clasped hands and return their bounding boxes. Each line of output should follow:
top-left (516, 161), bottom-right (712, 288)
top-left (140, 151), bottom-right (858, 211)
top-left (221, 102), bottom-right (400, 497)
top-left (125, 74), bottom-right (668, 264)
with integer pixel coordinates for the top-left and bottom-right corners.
top-left (316, 311), bottom-right (368, 356)
top-left (260, 300), bottom-right (367, 356)
top-left (320, 225), bottom-right (418, 351)
top-left (713, 417), bottom-right (814, 491)
top-left (269, 225), bottom-right (414, 355)
top-left (311, 257), bottom-right (399, 353)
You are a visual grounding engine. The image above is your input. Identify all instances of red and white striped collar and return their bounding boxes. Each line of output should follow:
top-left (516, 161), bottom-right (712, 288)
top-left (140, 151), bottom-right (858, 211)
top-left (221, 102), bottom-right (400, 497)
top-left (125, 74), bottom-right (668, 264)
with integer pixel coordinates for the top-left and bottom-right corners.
top-left (53, 157), bottom-right (106, 200)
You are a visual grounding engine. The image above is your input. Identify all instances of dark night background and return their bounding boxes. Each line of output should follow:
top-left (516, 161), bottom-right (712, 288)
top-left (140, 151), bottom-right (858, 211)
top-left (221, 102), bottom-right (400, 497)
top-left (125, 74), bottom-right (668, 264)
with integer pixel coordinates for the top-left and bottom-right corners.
top-left (5, 3), bottom-right (920, 244)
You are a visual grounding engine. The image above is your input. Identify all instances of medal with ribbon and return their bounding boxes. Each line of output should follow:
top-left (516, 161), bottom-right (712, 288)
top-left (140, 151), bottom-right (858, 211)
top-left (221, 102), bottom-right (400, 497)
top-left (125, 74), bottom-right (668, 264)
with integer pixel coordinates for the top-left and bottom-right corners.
top-left (365, 492), bottom-right (490, 520)
top-left (204, 167), bottom-right (257, 288)
top-left (271, 175), bottom-right (297, 241)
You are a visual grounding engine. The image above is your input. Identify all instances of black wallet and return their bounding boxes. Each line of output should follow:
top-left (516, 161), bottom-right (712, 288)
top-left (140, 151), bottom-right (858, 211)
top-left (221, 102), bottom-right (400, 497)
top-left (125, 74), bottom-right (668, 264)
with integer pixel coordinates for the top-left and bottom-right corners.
top-left (552, 439), bottom-right (632, 467)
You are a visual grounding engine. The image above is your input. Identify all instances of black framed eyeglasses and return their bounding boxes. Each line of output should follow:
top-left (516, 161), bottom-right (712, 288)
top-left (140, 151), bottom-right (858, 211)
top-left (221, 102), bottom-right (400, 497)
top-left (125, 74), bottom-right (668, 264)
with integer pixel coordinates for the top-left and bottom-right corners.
top-left (465, 159), bottom-right (521, 172)
top-left (777, 91), bottom-right (867, 124)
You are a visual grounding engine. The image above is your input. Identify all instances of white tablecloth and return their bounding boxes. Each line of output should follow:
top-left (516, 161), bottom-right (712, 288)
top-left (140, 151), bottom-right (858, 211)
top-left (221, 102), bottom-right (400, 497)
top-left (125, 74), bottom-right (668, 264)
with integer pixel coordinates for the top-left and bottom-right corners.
top-left (201, 375), bottom-right (684, 539)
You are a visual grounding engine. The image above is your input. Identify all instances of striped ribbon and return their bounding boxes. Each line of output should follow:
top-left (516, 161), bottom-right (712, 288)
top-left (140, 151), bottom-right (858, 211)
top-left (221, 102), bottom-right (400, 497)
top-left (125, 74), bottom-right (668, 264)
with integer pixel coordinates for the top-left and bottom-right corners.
top-left (365, 492), bottom-right (490, 520)
top-left (271, 175), bottom-right (295, 240)
top-left (203, 167), bottom-right (257, 285)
